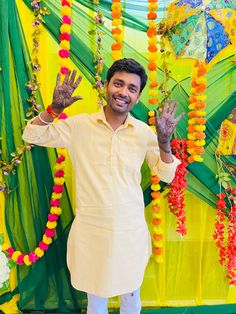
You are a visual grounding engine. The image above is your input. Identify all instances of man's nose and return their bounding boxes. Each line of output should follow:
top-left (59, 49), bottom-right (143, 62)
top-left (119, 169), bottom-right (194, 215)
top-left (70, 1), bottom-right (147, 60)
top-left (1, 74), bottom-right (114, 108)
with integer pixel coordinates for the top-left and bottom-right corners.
top-left (118, 85), bottom-right (128, 96)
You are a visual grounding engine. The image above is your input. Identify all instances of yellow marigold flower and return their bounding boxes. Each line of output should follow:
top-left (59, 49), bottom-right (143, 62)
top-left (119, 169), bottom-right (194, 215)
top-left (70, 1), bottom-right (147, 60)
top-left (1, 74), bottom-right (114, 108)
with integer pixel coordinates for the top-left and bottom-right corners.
top-left (148, 90), bottom-right (158, 96)
top-left (111, 3), bottom-right (122, 10)
top-left (43, 235), bottom-right (52, 245)
top-left (194, 125), bottom-right (206, 132)
top-left (35, 248), bottom-right (44, 258)
top-left (151, 184), bottom-right (161, 191)
top-left (148, 3), bottom-right (158, 11)
top-left (112, 50), bottom-right (122, 61)
top-left (54, 178), bottom-right (65, 185)
top-left (57, 148), bottom-right (66, 156)
top-left (187, 148), bottom-right (195, 154)
top-left (153, 212), bottom-right (161, 219)
top-left (196, 95), bottom-right (207, 101)
top-left (153, 226), bottom-right (163, 234)
top-left (12, 251), bottom-right (22, 262)
top-left (190, 87), bottom-right (197, 95)
top-left (187, 133), bottom-right (195, 140)
top-left (54, 163), bottom-right (65, 171)
top-left (195, 77), bottom-right (207, 84)
top-left (112, 18), bottom-right (122, 26)
top-left (112, 34), bottom-right (123, 42)
top-left (188, 118), bottom-right (196, 125)
top-left (153, 240), bottom-right (163, 248)
top-left (152, 198), bottom-right (161, 205)
top-left (61, 6), bottom-right (71, 17)
top-left (2, 243), bottom-right (10, 251)
top-left (23, 255), bottom-right (32, 266)
top-left (60, 40), bottom-right (70, 50)
top-left (60, 24), bottom-right (71, 34)
top-left (46, 221), bottom-right (57, 229)
top-left (195, 110), bottom-right (206, 117)
top-left (148, 110), bottom-right (155, 117)
top-left (59, 59), bottom-right (69, 68)
top-left (193, 155), bottom-right (203, 162)
top-left (195, 140), bottom-right (206, 146)
top-left (50, 207), bottom-right (62, 215)
top-left (51, 192), bottom-right (62, 200)
top-left (66, 0), bottom-right (72, 3)
top-left (148, 21), bottom-right (157, 28)
top-left (148, 52), bottom-right (158, 62)
top-left (188, 104), bottom-right (196, 110)
top-left (149, 70), bottom-right (157, 81)
top-left (148, 37), bottom-right (157, 45)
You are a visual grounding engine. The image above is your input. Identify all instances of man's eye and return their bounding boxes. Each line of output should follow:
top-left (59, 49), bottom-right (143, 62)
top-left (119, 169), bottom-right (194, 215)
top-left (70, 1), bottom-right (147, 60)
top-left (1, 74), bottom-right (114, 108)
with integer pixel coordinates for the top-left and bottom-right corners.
top-left (130, 87), bottom-right (137, 93)
top-left (114, 82), bottom-right (121, 86)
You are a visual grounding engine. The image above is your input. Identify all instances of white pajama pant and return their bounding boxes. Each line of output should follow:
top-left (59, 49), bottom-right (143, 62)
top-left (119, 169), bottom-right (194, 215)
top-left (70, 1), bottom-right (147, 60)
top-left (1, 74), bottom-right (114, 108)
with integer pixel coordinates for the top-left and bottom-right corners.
top-left (87, 288), bottom-right (141, 314)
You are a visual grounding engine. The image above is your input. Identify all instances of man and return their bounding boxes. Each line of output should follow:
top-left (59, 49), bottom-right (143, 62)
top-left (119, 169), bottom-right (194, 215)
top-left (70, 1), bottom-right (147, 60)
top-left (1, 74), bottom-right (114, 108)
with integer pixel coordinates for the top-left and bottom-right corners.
top-left (23, 58), bottom-right (183, 314)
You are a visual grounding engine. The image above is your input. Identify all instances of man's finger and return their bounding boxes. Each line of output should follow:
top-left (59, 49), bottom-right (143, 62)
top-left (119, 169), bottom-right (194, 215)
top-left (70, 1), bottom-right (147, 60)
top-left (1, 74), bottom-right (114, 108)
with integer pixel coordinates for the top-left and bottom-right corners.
top-left (169, 102), bottom-right (177, 116)
top-left (69, 70), bottom-right (77, 85)
top-left (174, 112), bottom-right (185, 124)
top-left (161, 99), bottom-right (170, 117)
top-left (63, 70), bottom-right (71, 84)
top-left (56, 73), bottom-right (61, 86)
top-left (73, 75), bottom-right (82, 89)
top-left (71, 96), bottom-right (83, 104)
top-left (168, 100), bottom-right (176, 114)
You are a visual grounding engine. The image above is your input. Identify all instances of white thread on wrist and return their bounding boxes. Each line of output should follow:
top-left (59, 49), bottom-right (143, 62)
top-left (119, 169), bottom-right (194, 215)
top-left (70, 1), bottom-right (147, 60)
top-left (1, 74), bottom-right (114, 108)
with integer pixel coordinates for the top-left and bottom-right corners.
top-left (38, 112), bottom-right (53, 125)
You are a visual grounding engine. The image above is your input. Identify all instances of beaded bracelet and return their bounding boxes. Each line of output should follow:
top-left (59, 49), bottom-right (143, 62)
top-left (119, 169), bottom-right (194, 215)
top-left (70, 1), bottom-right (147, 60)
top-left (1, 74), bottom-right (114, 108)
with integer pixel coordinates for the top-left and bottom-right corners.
top-left (38, 112), bottom-right (53, 125)
top-left (46, 105), bottom-right (60, 118)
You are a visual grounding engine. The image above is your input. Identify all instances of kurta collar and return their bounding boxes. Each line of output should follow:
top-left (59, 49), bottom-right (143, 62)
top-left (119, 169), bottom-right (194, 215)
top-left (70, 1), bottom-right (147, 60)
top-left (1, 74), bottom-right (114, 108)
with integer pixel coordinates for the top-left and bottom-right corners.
top-left (92, 107), bottom-right (135, 128)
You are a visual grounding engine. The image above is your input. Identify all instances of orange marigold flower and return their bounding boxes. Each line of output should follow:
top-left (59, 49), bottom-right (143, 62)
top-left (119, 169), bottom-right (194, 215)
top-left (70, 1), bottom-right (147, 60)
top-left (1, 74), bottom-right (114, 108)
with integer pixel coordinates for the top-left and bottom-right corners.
top-left (194, 132), bottom-right (206, 140)
top-left (147, 27), bottom-right (157, 37)
top-left (151, 176), bottom-right (160, 184)
top-left (195, 117), bottom-right (206, 124)
top-left (148, 61), bottom-right (157, 71)
top-left (151, 191), bottom-right (160, 199)
top-left (148, 0), bottom-right (157, 2)
top-left (188, 111), bottom-right (196, 118)
top-left (152, 218), bottom-right (161, 226)
top-left (188, 156), bottom-right (195, 163)
top-left (188, 96), bottom-right (197, 103)
top-left (149, 117), bottom-right (155, 125)
top-left (147, 12), bottom-right (157, 20)
top-left (153, 234), bottom-right (163, 240)
top-left (194, 102), bottom-right (206, 109)
top-left (153, 247), bottom-right (163, 255)
top-left (187, 140), bottom-right (196, 148)
top-left (197, 68), bottom-right (207, 76)
top-left (148, 45), bottom-right (158, 52)
top-left (112, 0), bottom-right (120, 2)
top-left (149, 98), bottom-right (158, 105)
top-left (112, 27), bottom-right (122, 34)
top-left (111, 42), bottom-right (122, 50)
top-left (194, 146), bottom-right (205, 154)
top-left (187, 125), bottom-right (196, 133)
top-left (149, 81), bottom-right (158, 88)
top-left (195, 84), bottom-right (207, 93)
top-left (111, 11), bottom-right (122, 18)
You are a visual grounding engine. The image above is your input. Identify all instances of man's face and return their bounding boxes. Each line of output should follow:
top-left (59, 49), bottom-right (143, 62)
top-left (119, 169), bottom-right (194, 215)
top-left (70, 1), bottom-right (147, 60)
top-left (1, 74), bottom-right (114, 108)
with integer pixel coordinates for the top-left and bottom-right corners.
top-left (104, 71), bottom-right (141, 114)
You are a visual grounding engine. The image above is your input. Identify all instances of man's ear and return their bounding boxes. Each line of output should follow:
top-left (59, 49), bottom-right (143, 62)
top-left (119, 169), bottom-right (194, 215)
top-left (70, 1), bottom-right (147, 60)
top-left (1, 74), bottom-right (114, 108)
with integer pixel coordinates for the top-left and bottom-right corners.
top-left (104, 80), bottom-right (108, 92)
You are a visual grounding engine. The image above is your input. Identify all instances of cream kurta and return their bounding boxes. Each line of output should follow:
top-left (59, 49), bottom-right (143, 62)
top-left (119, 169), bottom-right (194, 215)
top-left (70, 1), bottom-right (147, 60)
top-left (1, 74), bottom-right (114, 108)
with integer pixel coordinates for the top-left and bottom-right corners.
top-left (23, 108), bottom-right (180, 297)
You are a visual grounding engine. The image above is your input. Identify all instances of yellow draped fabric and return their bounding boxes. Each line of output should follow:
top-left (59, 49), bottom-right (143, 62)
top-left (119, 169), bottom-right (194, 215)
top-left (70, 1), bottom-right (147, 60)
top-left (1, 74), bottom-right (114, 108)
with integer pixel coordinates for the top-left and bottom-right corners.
top-left (217, 119), bottom-right (236, 155)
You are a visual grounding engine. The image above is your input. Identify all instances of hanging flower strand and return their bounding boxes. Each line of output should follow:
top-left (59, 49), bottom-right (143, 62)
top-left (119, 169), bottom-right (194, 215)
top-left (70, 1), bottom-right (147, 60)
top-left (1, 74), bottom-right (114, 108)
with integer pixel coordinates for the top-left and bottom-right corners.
top-left (59, 0), bottom-right (73, 75)
top-left (147, 0), bottom-right (159, 108)
top-left (92, 2), bottom-right (105, 106)
top-left (148, 111), bottom-right (163, 263)
top-left (2, 142), bottom-right (67, 265)
top-left (187, 60), bottom-right (207, 163)
top-left (167, 138), bottom-right (189, 236)
top-left (111, 0), bottom-right (123, 60)
top-left (26, 0), bottom-right (50, 118)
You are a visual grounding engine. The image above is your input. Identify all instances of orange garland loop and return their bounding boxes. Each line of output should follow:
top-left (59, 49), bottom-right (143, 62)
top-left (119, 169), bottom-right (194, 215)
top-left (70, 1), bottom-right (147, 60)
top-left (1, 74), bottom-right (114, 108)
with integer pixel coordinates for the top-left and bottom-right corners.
top-left (111, 0), bottom-right (123, 60)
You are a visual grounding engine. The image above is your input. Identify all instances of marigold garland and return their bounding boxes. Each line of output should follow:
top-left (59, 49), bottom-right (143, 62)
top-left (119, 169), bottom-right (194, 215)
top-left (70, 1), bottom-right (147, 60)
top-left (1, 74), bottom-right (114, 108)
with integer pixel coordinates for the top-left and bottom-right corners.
top-left (111, 0), bottom-right (123, 60)
top-left (59, 0), bottom-right (73, 75)
top-left (187, 60), bottom-right (207, 163)
top-left (167, 138), bottom-right (189, 236)
top-left (2, 115), bottom-right (67, 265)
top-left (147, 0), bottom-right (159, 107)
top-left (213, 187), bottom-right (236, 285)
top-left (148, 110), bottom-right (163, 263)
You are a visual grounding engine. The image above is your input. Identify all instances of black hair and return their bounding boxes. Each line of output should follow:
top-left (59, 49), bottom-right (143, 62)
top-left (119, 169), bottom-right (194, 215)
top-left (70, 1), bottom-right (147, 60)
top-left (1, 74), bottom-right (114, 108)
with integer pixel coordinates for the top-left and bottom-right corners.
top-left (106, 58), bottom-right (148, 93)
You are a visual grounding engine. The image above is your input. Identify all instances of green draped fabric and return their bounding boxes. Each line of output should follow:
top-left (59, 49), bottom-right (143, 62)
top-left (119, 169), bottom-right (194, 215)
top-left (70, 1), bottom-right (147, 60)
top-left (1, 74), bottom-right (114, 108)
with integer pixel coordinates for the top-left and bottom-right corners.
top-left (0, 0), bottom-right (236, 312)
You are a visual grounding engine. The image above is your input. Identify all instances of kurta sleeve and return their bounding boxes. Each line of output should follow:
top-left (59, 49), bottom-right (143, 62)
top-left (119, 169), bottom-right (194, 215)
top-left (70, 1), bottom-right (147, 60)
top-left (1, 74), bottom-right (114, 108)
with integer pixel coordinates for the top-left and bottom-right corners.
top-left (145, 127), bottom-right (181, 183)
top-left (22, 116), bottom-right (76, 148)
